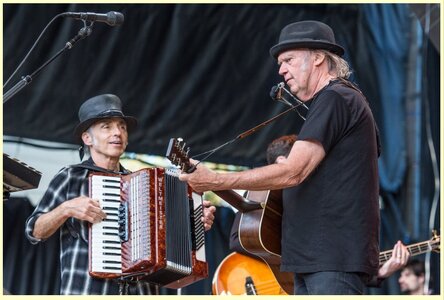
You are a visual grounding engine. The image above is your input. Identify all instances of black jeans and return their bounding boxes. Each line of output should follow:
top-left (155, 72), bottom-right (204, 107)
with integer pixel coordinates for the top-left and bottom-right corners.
top-left (294, 271), bottom-right (367, 295)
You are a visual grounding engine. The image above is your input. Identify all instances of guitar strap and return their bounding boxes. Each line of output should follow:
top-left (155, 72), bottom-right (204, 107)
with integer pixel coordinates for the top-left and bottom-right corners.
top-left (335, 78), bottom-right (382, 157)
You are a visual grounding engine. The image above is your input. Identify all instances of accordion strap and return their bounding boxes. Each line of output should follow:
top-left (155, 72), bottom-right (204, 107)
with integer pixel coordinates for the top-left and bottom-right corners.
top-left (70, 158), bottom-right (129, 174)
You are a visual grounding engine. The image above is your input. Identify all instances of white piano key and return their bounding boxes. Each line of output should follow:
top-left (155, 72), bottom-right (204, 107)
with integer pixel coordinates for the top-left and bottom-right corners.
top-left (90, 248), bottom-right (121, 255)
top-left (91, 234), bottom-right (121, 243)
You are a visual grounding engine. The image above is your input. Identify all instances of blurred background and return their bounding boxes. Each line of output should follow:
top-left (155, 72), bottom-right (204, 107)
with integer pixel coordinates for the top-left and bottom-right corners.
top-left (2, 3), bottom-right (440, 295)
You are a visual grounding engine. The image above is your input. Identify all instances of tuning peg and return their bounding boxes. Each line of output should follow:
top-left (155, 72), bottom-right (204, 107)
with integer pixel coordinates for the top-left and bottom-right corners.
top-left (177, 137), bottom-right (183, 147)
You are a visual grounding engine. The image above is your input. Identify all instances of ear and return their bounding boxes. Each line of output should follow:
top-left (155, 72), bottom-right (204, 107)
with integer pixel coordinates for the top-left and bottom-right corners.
top-left (81, 131), bottom-right (93, 146)
top-left (313, 51), bottom-right (326, 67)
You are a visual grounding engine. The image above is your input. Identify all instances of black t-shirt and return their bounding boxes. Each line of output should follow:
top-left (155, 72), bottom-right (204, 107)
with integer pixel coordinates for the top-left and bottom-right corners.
top-left (281, 80), bottom-right (380, 276)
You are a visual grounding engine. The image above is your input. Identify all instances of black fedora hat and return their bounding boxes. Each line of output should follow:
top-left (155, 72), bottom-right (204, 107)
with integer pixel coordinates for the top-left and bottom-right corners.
top-left (270, 20), bottom-right (345, 59)
top-left (73, 94), bottom-right (138, 142)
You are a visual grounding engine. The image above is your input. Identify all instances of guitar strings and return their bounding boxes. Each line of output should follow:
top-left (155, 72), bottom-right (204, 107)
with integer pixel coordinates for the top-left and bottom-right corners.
top-left (378, 239), bottom-right (439, 264)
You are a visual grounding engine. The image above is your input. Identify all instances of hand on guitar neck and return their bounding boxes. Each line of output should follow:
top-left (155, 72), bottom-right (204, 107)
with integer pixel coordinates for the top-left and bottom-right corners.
top-left (378, 231), bottom-right (440, 279)
top-left (377, 240), bottom-right (410, 279)
top-left (166, 138), bottom-right (261, 212)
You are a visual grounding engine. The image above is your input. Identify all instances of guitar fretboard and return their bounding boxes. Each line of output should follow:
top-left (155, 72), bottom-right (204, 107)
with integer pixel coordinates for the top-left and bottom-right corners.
top-left (379, 239), bottom-right (439, 265)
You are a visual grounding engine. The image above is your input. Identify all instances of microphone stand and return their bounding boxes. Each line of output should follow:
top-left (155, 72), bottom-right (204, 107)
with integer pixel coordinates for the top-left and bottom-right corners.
top-left (192, 103), bottom-right (302, 163)
top-left (3, 24), bottom-right (93, 104)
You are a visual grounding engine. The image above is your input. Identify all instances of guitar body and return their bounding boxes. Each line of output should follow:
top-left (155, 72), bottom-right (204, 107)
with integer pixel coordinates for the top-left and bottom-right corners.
top-left (239, 190), bottom-right (282, 255)
top-left (237, 190), bottom-right (293, 294)
top-left (212, 252), bottom-right (288, 295)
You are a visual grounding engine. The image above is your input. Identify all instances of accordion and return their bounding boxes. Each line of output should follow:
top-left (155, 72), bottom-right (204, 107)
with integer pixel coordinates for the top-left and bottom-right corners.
top-left (88, 167), bottom-right (208, 288)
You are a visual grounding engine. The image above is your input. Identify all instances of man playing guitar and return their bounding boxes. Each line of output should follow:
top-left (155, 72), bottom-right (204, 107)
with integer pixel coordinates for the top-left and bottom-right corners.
top-left (222, 135), bottom-right (412, 295)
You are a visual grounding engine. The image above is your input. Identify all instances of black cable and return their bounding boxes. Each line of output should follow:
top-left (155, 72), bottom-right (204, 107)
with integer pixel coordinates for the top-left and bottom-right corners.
top-left (191, 104), bottom-right (300, 166)
top-left (191, 83), bottom-right (309, 163)
top-left (4, 13), bottom-right (65, 88)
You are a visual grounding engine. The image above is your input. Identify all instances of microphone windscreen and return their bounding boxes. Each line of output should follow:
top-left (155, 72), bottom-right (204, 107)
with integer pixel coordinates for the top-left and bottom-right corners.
top-left (270, 85), bottom-right (279, 100)
top-left (107, 11), bottom-right (124, 26)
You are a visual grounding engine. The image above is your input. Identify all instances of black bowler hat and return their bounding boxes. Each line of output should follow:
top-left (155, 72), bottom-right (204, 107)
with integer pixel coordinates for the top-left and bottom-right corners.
top-left (73, 94), bottom-right (138, 142)
top-left (270, 20), bottom-right (345, 58)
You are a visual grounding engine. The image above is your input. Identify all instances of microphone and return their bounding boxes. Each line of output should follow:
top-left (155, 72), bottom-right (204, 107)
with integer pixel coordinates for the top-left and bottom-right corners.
top-left (269, 85), bottom-right (279, 100)
top-left (62, 11), bottom-right (124, 26)
top-left (270, 82), bottom-right (309, 110)
top-left (269, 82), bottom-right (284, 101)
top-left (269, 82), bottom-right (308, 121)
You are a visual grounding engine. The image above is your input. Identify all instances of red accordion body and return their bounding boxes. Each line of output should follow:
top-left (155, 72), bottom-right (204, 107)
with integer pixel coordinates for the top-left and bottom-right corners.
top-left (88, 167), bottom-right (208, 288)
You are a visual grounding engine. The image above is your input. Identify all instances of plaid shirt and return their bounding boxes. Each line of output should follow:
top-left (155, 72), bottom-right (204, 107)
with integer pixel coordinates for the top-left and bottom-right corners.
top-left (25, 158), bottom-right (156, 295)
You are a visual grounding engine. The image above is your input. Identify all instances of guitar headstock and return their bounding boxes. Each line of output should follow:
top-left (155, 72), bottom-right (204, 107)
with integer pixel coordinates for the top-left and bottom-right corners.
top-left (430, 230), bottom-right (440, 253)
top-left (166, 137), bottom-right (195, 173)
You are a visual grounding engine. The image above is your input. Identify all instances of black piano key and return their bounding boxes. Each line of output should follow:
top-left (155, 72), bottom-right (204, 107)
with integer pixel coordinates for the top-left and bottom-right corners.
top-left (103, 226), bottom-right (119, 230)
top-left (103, 266), bottom-right (122, 270)
top-left (102, 206), bottom-right (119, 211)
top-left (103, 246), bottom-right (121, 250)
top-left (102, 179), bottom-right (120, 183)
top-left (102, 192), bottom-right (120, 197)
top-left (105, 212), bottom-right (118, 217)
top-left (103, 252), bottom-right (121, 256)
top-left (102, 219), bottom-right (117, 223)
top-left (101, 184), bottom-right (120, 189)
top-left (103, 240), bottom-right (120, 244)
top-left (103, 198), bottom-right (120, 203)
top-left (102, 260), bottom-right (121, 265)
top-left (103, 232), bottom-right (119, 236)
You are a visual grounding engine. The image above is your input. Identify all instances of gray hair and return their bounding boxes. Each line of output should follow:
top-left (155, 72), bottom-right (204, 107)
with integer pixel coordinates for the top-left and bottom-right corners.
top-left (317, 49), bottom-right (352, 79)
top-left (82, 128), bottom-right (94, 157)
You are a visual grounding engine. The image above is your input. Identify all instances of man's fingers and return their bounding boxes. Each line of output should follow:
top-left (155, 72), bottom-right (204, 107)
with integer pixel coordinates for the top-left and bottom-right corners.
top-left (189, 158), bottom-right (200, 165)
top-left (73, 197), bottom-right (107, 223)
top-left (178, 173), bottom-right (189, 181)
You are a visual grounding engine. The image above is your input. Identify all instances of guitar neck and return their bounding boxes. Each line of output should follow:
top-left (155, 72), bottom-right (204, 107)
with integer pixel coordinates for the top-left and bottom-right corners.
top-left (379, 240), bottom-right (436, 265)
top-left (165, 138), bottom-right (263, 213)
top-left (213, 190), bottom-right (261, 212)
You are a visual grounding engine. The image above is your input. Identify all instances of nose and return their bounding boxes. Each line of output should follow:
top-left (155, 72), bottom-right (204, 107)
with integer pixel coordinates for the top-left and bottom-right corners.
top-left (278, 63), bottom-right (287, 76)
top-left (111, 124), bottom-right (123, 136)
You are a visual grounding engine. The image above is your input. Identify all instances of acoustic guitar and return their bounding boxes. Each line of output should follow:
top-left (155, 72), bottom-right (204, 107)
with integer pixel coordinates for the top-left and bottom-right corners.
top-left (212, 232), bottom-right (440, 295)
top-left (166, 138), bottom-right (293, 294)
top-left (212, 252), bottom-right (287, 295)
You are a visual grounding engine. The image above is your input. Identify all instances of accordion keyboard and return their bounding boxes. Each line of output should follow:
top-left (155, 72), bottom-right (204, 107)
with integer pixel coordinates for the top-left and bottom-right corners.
top-left (90, 175), bottom-right (122, 274)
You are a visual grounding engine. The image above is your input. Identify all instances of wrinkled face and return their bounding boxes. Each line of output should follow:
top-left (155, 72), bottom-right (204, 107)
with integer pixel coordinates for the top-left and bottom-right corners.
top-left (82, 117), bottom-right (128, 160)
top-left (398, 268), bottom-right (424, 294)
top-left (277, 49), bottom-right (314, 101)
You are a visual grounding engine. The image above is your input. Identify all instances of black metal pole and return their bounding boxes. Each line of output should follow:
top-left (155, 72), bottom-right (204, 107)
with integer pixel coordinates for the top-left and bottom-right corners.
top-left (3, 25), bottom-right (92, 104)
